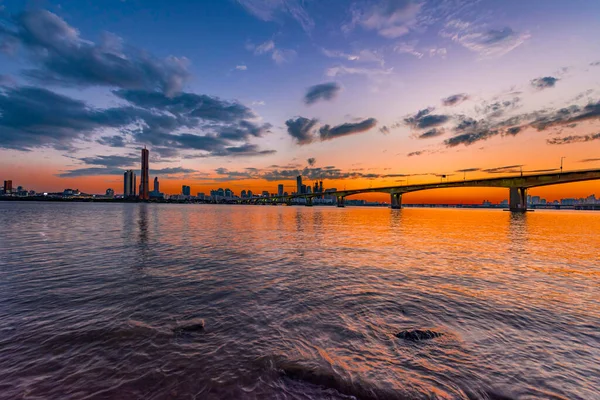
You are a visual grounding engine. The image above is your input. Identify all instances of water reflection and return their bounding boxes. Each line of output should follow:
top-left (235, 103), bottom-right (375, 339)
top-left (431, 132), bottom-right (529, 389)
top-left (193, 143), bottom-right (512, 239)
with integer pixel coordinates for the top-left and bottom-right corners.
top-left (0, 203), bottom-right (598, 400)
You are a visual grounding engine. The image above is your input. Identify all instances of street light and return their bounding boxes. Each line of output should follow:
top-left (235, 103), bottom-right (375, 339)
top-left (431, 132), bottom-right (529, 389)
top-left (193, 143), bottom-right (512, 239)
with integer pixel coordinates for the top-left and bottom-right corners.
top-left (560, 156), bottom-right (566, 174)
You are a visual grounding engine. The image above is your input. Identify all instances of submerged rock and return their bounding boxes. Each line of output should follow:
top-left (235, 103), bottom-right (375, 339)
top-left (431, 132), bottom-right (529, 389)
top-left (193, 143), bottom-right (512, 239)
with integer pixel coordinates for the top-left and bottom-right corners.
top-left (395, 329), bottom-right (442, 341)
top-left (173, 319), bottom-right (205, 334)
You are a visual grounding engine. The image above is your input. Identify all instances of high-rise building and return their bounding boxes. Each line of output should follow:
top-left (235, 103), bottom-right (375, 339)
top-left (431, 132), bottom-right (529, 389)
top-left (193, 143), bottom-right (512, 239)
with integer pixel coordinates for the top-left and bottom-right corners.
top-left (247, 190), bottom-right (253, 198)
top-left (319, 181), bottom-right (323, 193)
top-left (301, 184), bottom-right (307, 194)
top-left (278, 184), bottom-right (284, 196)
top-left (182, 185), bottom-right (191, 196)
top-left (296, 175), bottom-right (302, 194)
top-left (153, 177), bottom-right (159, 193)
top-left (140, 147), bottom-right (150, 200)
top-left (3, 180), bottom-right (12, 193)
top-left (123, 170), bottom-right (136, 197)
top-left (313, 182), bottom-right (319, 193)
top-left (306, 186), bottom-right (312, 194)
top-left (241, 190), bottom-right (247, 198)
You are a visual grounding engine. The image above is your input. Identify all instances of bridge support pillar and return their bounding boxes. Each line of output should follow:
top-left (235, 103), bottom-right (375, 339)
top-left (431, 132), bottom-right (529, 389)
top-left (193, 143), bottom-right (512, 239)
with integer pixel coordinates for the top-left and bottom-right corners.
top-left (509, 187), bottom-right (528, 212)
top-left (336, 196), bottom-right (345, 207)
top-left (390, 193), bottom-right (402, 209)
top-left (305, 197), bottom-right (313, 207)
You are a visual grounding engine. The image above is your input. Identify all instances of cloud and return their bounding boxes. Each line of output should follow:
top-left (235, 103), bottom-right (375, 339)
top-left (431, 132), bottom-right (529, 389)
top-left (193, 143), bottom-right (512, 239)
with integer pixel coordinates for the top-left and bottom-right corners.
top-left (304, 82), bottom-right (341, 105)
top-left (579, 158), bottom-right (600, 163)
top-left (455, 168), bottom-right (480, 173)
top-left (380, 125), bottom-right (390, 134)
top-left (325, 65), bottom-right (393, 78)
top-left (250, 40), bottom-right (296, 64)
top-left (394, 42), bottom-right (423, 58)
top-left (476, 97), bottom-right (521, 117)
top-left (96, 135), bottom-right (127, 148)
top-left (531, 76), bottom-right (559, 90)
top-left (482, 165), bottom-right (522, 174)
top-left (443, 24), bottom-right (530, 58)
top-left (0, 86), bottom-right (133, 151)
top-left (0, 84), bottom-right (275, 157)
top-left (307, 157), bottom-right (316, 166)
top-left (442, 93), bottom-right (469, 107)
top-left (407, 151), bottom-right (423, 157)
top-left (285, 117), bottom-right (319, 144)
top-left (347, 0), bottom-right (422, 38)
top-left (417, 128), bottom-right (444, 139)
top-left (0, 10), bottom-right (190, 95)
top-left (113, 89), bottom-right (255, 123)
top-left (404, 108), bottom-right (450, 130)
top-left (546, 133), bottom-right (600, 145)
top-left (235, 65), bottom-right (248, 71)
top-left (57, 164), bottom-right (196, 178)
top-left (319, 118), bottom-right (377, 141)
top-left (321, 48), bottom-right (385, 66)
top-left (78, 154), bottom-right (138, 168)
top-left (236, 0), bottom-right (314, 32)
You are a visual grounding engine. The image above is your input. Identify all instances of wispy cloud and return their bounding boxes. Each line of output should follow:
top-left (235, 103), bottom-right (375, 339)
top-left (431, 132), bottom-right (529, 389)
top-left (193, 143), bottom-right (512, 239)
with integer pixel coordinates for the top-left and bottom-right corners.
top-left (249, 40), bottom-right (296, 64)
top-left (236, 0), bottom-right (314, 32)
top-left (442, 21), bottom-right (530, 58)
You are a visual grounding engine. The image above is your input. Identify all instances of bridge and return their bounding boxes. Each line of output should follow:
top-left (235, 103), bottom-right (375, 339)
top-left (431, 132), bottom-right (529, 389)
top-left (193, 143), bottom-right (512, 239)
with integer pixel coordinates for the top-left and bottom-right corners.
top-left (243, 168), bottom-right (600, 212)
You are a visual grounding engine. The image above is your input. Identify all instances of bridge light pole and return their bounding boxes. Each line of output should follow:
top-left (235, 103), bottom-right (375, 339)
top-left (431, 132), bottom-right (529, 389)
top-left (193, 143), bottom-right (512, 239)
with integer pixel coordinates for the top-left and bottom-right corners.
top-left (560, 156), bottom-right (566, 174)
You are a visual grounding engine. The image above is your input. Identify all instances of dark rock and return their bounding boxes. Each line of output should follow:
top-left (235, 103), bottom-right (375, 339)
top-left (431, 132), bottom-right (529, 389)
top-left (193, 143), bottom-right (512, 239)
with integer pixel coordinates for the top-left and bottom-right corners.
top-left (395, 329), bottom-right (442, 341)
top-left (173, 319), bottom-right (205, 334)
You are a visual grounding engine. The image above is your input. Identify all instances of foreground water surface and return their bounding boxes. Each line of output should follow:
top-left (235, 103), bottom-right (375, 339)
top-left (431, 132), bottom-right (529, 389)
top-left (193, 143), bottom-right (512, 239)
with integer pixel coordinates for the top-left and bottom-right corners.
top-left (0, 202), bottom-right (599, 399)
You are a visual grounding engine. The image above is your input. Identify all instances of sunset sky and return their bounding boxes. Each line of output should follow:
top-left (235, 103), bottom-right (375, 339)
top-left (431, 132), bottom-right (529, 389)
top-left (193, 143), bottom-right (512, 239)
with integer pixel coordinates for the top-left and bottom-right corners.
top-left (1, 0), bottom-right (599, 203)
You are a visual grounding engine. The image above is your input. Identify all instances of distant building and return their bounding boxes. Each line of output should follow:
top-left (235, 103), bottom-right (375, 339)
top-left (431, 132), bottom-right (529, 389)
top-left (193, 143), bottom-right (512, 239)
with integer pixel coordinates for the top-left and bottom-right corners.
top-left (278, 184), bottom-right (284, 196)
top-left (182, 185), bottom-right (191, 196)
top-left (319, 181), bottom-right (323, 193)
top-left (225, 188), bottom-right (232, 198)
top-left (241, 190), bottom-right (247, 198)
top-left (301, 184), bottom-right (307, 194)
top-left (153, 177), bottom-right (159, 193)
top-left (106, 188), bottom-right (115, 198)
top-left (262, 190), bottom-right (269, 197)
top-left (296, 175), bottom-right (302, 194)
top-left (140, 147), bottom-right (150, 200)
top-left (247, 190), bottom-right (253, 198)
top-left (123, 170), bottom-right (137, 197)
top-left (306, 186), bottom-right (312, 194)
top-left (3, 180), bottom-right (12, 194)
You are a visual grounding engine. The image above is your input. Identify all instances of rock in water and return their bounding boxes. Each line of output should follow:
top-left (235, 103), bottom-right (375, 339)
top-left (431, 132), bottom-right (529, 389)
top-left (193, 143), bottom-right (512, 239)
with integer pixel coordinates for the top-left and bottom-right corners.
top-left (395, 329), bottom-right (442, 341)
top-left (173, 319), bottom-right (205, 334)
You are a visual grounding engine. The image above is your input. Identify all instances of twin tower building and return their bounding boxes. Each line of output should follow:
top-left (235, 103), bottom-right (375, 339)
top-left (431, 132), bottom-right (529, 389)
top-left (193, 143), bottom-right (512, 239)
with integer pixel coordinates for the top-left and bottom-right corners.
top-left (123, 147), bottom-right (152, 199)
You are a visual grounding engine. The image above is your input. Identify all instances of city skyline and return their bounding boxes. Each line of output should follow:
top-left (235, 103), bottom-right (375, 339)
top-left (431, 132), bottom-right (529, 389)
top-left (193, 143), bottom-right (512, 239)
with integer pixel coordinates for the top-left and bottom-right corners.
top-left (0, 1), bottom-right (600, 203)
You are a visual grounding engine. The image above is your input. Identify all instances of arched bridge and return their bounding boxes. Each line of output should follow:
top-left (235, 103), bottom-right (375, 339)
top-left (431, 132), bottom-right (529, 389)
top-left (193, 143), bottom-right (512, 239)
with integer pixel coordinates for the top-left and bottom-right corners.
top-left (248, 168), bottom-right (600, 212)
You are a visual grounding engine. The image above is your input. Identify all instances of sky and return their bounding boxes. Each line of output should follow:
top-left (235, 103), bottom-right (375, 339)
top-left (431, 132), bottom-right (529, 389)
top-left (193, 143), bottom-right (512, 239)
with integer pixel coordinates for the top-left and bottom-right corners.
top-left (1, 0), bottom-right (599, 203)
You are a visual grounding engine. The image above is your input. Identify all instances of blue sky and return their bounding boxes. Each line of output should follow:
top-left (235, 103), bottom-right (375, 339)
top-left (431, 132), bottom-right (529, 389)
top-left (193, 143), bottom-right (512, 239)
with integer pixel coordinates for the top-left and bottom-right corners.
top-left (0, 0), bottom-right (599, 196)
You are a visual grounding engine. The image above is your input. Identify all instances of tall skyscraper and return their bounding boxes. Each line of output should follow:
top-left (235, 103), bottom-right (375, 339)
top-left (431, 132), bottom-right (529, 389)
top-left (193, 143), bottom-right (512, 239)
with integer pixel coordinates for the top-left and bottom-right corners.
top-left (3, 180), bottom-right (12, 194)
top-left (319, 181), bottom-right (323, 193)
top-left (182, 185), bottom-right (191, 196)
top-left (140, 147), bottom-right (150, 200)
top-left (278, 184), bottom-right (284, 196)
top-left (123, 170), bottom-right (136, 197)
top-left (296, 175), bottom-right (302, 194)
top-left (153, 177), bottom-right (159, 193)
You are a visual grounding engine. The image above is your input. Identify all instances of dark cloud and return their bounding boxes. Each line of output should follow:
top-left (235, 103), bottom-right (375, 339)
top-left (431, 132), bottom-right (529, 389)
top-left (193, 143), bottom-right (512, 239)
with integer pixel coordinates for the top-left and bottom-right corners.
top-left (506, 126), bottom-right (521, 135)
top-left (113, 90), bottom-right (255, 123)
top-left (285, 117), bottom-right (319, 144)
top-left (531, 76), bottom-right (559, 90)
top-left (407, 150), bottom-right (423, 157)
top-left (379, 125), bottom-right (390, 134)
top-left (579, 158), bottom-right (600, 163)
top-left (78, 154), bottom-right (138, 168)
top-left (477, 97), bottom-right (520, 117)
top-left (441, 93), bottom-right (469, 107)
top-left (482, 165), bottom-right (522, 174)
top-left (444, 130), bottom-right (499, 147)
top-left (319, 118), bottom-right (377, 141)
top-left (546, 133), bottom-right (600, 145)
top-left (0, 84), bottom-right (275, 157)
top-left (151, 167), bottom-right (196, 175)
top-left (307, 157), bottom-right (316, 166)
top-left (417, 128), bottom-right (444, 139)
top-left (304, 82), bottom-right (341, 105)
top-left (455, 168), bottom-right (480, 173)
top-left (404, 108), bottom-right (450, 129)
top-left (0, 86), bottom-right (133, 151)
top-left (96, 135), bottom-right (127, 148)
top-left (1, 10), bottom-right (189, 95)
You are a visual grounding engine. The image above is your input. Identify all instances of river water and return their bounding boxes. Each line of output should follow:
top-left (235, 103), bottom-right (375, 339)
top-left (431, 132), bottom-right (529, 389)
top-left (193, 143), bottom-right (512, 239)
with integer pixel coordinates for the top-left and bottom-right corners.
top-left (0, 202), bottom-right (598, 399)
